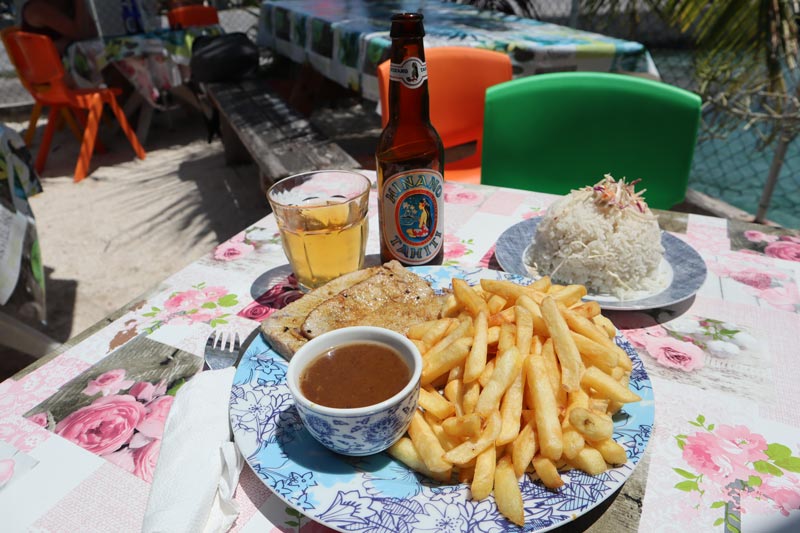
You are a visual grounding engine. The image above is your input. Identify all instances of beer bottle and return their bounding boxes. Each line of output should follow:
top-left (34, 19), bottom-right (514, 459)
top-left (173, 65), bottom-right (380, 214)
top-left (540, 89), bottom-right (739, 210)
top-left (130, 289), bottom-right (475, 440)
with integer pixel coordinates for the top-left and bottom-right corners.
top-left (376, 12), bottom-right (444, 266)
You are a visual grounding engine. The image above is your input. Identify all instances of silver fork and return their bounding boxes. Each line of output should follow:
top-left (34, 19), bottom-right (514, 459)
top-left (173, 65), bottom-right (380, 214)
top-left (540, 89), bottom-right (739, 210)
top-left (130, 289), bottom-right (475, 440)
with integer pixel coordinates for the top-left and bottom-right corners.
top-left (204, 330), bottom-right (242, 370)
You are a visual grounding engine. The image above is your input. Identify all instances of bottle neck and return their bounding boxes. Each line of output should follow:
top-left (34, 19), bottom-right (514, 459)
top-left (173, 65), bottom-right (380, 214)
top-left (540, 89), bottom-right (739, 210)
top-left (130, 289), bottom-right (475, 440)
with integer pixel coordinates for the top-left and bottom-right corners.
top-left (387, 37), bottom-right (431, 125)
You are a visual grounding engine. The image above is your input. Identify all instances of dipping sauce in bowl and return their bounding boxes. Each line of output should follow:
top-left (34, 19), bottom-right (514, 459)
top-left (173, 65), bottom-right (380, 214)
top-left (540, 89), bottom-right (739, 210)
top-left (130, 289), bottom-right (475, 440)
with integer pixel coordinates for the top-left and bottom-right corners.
top-left (286, 326), bottom-right (422, 456)
top-left (300, 341), bottom-right (411, 408)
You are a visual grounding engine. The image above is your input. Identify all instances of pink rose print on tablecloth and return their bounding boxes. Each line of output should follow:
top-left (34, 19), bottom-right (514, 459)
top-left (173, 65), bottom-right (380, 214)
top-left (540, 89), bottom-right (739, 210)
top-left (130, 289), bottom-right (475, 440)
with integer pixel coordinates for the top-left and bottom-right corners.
top-left (212, 228), bottom-right (271, 262)
top-left (730, 269), bottom-right (773, 290)
top-left (55, 395), bottom-right (146, 455)
top-left (27, 412), bottom-right (49, 428)
top-left (136, 395), bottom-right (174, 440)
top-left (707, 258), bottom-right (800, 312)
top-left (738, 227), bottom-right (800, 261)
top-left (744, 230), bottom-right (779, 244)
top-left (443, 182), bottom-right (482, 205)
top-left (625, 316), bottom-right (757, 371)
top-left (133, 439), bottom-right (161, 483)
top-left (142, 282), bottom-right (239, 334)
top-left (758, 282), bottom-right (800, 312)
top-left (647, 336), bottom-right (705, 371)
top-left (32, 369), bottom-right (183, 483)
top-left (758, 472), bottom-right (800, 516)
top-left (237, 274), bottom-right (303, 321)
top-left (443, 234), bottom-right (474, 266)
top-left (477, 244), bottom-right (495, 269)
top-left (129, 380), bottom-right (167, 403)
top-left (674, 415), bottom-right (800, 528)
top-left (82, 369), bottom-right (135, 397)
top-left (214, 240), bottom-right (255, 261)
top-left (764, 240), bottom-right (800, 262)
top-left (521, 207), bottom-right (546, 219)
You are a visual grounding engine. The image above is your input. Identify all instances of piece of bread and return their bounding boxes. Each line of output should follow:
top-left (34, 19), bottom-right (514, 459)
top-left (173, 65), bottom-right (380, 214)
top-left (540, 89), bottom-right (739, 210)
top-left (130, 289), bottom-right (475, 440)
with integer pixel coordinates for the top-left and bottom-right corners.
top-left (261, 261), bottom-right (442, 359)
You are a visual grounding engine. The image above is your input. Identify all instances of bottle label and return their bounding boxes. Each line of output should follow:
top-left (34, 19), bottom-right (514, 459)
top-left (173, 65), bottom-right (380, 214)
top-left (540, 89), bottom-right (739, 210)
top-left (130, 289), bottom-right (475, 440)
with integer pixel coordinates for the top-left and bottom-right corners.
top-left (389, 58), bottom-right (428, 89)
top-left (381, 169), bottom-right (444, 265)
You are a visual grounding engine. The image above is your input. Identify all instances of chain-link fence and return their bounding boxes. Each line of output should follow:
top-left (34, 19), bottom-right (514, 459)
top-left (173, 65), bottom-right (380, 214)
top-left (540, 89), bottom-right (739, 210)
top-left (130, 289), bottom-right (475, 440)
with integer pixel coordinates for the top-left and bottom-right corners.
top-left (455, 0), bottom-right (799, 228)
top-left (1, 1), bottom-right (796, 227)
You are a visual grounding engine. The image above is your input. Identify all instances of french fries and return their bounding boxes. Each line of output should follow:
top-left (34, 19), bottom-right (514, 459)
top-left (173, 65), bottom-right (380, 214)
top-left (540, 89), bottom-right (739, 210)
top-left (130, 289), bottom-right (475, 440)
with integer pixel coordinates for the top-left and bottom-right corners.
top-left (395, 275), bottom-right (642, 526)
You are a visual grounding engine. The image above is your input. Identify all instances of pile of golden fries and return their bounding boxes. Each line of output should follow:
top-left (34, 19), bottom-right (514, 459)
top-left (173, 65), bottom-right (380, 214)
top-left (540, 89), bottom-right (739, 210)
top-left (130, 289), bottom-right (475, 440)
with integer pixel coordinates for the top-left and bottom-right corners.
top-left (388, 276), bottom-right (642, 527)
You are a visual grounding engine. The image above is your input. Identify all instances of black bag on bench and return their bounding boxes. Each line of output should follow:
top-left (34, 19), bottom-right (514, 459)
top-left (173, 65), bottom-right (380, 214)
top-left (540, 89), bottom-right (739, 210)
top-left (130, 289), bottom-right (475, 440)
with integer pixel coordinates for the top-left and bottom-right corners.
top-left (190, 32), bottom-right (259, 83)
top-left (189, 32), bottom-right (259, 141)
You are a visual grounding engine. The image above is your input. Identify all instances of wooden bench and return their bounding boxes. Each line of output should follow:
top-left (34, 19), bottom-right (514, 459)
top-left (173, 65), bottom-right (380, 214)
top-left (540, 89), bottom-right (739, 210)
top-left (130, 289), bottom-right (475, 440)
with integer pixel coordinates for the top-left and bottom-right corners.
top-left (205, 78), bottom-right (361, 191)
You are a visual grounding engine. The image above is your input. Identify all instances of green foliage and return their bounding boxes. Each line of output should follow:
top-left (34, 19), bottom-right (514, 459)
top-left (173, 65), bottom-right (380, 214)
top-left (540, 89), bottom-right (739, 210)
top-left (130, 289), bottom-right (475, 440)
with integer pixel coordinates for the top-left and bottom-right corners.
top-left (754, 459), bottom-right (784, 477)
top-left (166, 378), bottom-right (186, 396)
top-left (766, 443), bottom-right (792, 459)
top-left (580, 0), bottom-right (800, 145)
top-left (674, 480), bottom-right (699, 491)
top-left (674, 467), bottom-right (698, 479)
top-left (774, 456), bottom-right (800, 472)
top-left (218, 294), bottom-right (238, 307)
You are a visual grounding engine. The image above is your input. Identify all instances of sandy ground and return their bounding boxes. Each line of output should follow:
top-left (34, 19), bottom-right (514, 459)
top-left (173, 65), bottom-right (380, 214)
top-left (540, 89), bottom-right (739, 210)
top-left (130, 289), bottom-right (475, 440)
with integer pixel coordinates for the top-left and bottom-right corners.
top-left (1, 105), bottom-right (270, 379)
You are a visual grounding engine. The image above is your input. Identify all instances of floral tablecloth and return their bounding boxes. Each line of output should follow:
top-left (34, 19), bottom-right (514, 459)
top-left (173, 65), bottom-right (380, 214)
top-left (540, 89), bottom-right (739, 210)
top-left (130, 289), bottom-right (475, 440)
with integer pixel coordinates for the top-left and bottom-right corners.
top-left (257, 0), bottom-right (660, 101)
top-left (64, 25), bottom-right (223, 109)
top-left (1, 174), bottom-right (800, 532)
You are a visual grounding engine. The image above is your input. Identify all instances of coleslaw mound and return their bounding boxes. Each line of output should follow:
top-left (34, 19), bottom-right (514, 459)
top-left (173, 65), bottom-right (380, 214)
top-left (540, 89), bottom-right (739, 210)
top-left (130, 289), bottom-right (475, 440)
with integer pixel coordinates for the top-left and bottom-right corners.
top-left (527, 175), bottom-right (666, 299)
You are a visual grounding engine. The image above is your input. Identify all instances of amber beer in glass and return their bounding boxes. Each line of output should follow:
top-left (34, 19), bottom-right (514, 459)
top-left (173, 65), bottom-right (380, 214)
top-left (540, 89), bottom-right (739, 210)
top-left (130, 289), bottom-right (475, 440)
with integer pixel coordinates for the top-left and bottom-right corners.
top-left (376, 13), bottom-right (444, 266)
top-left (267, 170), bottom-right (371, 291)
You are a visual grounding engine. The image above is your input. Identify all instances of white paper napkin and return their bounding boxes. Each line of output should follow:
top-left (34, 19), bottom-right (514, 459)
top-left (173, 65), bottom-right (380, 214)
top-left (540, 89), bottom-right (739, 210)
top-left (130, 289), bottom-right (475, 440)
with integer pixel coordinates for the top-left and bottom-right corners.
top-left (142, 367), bottom-right (243, 533)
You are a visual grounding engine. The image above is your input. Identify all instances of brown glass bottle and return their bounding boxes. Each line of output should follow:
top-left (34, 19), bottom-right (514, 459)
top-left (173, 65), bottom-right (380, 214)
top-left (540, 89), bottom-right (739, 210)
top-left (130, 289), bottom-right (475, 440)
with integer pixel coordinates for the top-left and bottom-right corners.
top-left (376, 13), bottom-right (444, 266)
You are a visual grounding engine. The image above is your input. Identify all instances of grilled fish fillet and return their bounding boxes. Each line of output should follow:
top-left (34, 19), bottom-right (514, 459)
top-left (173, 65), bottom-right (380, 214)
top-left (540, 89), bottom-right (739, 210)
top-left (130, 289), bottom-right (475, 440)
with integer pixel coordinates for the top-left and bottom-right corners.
top-left (302, 260), bottom-right (441, 339)
top-left (260, 261), bottom-right (442, 359)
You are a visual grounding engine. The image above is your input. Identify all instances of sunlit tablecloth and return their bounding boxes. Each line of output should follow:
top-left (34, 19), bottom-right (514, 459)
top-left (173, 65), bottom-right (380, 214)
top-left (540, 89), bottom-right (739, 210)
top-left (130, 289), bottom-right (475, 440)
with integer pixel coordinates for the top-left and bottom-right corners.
top-left (64, 25), bottom-right (223, 109)
top-left (1, 175), bottom-right (800, 531)
top-left (257, 0), bottom-right (660, 101)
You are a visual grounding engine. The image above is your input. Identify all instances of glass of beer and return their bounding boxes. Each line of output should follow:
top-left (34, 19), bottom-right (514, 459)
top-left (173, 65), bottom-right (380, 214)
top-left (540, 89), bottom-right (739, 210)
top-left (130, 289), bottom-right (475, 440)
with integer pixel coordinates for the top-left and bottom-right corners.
top-left (267, 170), bottom-right (371, 292)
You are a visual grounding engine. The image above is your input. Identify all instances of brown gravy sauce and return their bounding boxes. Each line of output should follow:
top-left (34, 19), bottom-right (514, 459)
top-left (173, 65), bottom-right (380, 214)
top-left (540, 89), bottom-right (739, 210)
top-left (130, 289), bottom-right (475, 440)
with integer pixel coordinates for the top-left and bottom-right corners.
top-left (300, 341), bottom-right (411, 408)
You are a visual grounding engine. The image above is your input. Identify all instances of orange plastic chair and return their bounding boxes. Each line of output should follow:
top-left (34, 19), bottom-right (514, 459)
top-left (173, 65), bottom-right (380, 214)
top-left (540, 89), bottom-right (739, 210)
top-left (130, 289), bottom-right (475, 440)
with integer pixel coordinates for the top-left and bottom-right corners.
top-left (0, 26), bottom-right (84, 147)
top-left (7, 30), bottom-right (145, 182)
top-left (378, 47), bottom-right (512, 184)
top-left (168, 6), bottom-right (220, 29)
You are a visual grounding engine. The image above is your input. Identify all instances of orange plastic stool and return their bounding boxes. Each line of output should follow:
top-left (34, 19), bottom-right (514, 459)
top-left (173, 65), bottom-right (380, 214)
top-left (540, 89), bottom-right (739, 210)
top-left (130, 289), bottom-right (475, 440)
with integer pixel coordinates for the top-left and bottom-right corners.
top-left (378, 47), bottom-right (512, 184)
top-left (8, 30), bottom-right (145, 182)
top-left (0, 26), bottom-right (84, 147)
top-left (168, 6), bottom-right (220, 29)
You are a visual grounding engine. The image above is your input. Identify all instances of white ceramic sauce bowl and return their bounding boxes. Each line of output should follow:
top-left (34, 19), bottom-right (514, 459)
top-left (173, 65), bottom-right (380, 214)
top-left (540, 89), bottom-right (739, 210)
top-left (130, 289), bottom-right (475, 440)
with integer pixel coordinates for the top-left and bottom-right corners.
top-left (286, 326), bottom-right (422, 456)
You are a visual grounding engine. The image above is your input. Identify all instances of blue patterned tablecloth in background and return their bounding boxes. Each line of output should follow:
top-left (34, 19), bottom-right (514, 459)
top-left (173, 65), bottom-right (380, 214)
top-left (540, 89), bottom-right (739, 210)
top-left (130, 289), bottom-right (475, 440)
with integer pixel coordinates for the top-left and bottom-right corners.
top-left (257, 0), bottom-right (659, 101)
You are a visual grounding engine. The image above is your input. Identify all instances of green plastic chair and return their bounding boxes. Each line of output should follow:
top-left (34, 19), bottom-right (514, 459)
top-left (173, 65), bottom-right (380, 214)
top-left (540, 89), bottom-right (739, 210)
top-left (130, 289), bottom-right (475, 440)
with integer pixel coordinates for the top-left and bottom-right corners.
top-left (481, 72), bottom-right (702, 209)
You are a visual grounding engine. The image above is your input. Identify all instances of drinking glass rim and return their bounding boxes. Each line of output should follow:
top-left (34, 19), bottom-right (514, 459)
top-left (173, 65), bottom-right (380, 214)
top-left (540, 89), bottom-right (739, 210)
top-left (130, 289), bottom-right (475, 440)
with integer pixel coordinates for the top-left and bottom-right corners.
top-left (267, 170), bottom-right (372, 208)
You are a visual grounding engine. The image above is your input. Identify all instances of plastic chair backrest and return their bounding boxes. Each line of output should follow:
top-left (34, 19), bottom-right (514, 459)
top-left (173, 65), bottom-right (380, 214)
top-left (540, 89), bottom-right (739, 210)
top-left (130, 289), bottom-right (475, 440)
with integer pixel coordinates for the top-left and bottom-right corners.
top-left (7, 30), bottom-right (69, 89)
top-left (378, 47), bottom-right (512, 167)
top-left (481, 72), bottom-right (701, 209)
top-left (1, 27), bottom-right (32, 92)
top-left (168, 5), bottom-right (219, 28)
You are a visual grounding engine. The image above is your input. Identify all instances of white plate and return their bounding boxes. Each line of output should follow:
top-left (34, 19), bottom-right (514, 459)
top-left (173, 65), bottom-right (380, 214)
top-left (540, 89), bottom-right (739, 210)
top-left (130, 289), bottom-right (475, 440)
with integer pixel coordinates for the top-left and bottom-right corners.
top-left (494, 218), bottom-right (707, 311)
top-left (230, 265), bottom-right (655, 532)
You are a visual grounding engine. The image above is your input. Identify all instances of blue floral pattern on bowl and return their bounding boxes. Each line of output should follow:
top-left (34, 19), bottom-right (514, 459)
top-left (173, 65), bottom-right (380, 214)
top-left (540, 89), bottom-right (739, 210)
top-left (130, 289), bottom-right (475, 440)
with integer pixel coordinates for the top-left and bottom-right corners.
top-left (294, 386), bottom-right (419, 456)
top-left (230, 266), bottom-right (655, 532)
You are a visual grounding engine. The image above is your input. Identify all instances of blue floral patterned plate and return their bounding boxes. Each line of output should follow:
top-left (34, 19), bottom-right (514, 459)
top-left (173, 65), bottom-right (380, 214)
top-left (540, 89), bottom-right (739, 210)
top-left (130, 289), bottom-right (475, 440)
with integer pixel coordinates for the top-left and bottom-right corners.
top-left (230, 266), bottom-right (654, 532)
